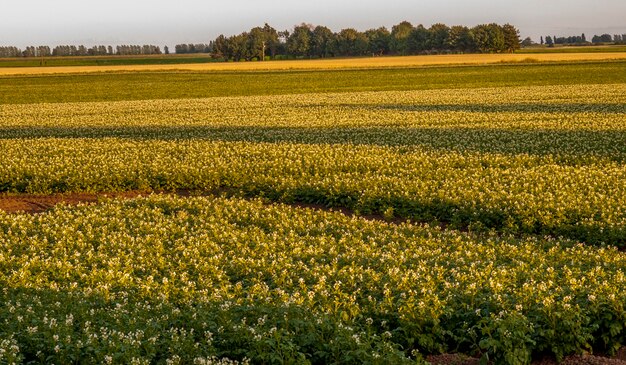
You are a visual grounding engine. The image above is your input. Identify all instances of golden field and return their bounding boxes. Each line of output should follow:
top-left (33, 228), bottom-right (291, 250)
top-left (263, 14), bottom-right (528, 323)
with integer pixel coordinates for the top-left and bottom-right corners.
top-left (1, 52), bottom-right (626, 75)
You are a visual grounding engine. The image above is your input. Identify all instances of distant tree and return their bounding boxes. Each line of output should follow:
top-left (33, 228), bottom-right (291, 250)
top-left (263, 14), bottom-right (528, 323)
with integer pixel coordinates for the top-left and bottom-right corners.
top-left (545, 35), bottom-right (554, 47)
top-left (502, 24), bottom-right (521, 52)
top-left (364, 27), bottom-right (390, 56)
top-left (175, 44), bottom-right (187, 54)
top-left (391, 21), bottom-right (413, 55)
top-left (310, 25), bottom-right (336, 58)
top-left (407, 24), bottom-right (430, 53)
top-left (471, 24), bottom-right (504, 53)
top-left (212, 35), bottom-right (228, 59)
top-left (540, 36), bottom-right (544, 45)
top-left (428, 23), bottom-right (450, 51)
top-left (248, 27), bottom-right (267, 60)
top-left (592, 34), bottom-right (613, 43)
top-left (164, 46), bottom-right (169, 54)
top-left (237, 24), bottom-right (279, 60)
top-left (228, 32), bottom-right (252, 61)
top-left (581, 33), bottom-right (586, 43)
top-left (336, 28), bottom-right (368, 56)
top-left (37, 46), bottom-right (51, 57)
top-left (262, 23), bottom-right (280, 58)
top-left (287, 24), bottom-right (313, 57)
top-left (447, 25), bottom-right (474, 52)
top-left (521, 37), bottom-right (534, 47)
top-left (0, 46), bottom-right (22, 57)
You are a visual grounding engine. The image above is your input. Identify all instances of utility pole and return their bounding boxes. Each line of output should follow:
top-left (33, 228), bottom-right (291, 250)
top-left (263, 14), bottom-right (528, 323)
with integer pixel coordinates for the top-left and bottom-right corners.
top-left (262, 41), bottom-right (266, 61)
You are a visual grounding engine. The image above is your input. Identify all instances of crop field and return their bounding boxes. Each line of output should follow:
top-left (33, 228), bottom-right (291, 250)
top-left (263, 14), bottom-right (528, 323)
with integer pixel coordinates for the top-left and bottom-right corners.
top-left (518, 45), bottom-right (626, 54)
top-left (1, 52), bottom-right (626, 76)
top-left (1, 59), bottom-right (626, 364)
top-left (0, 54), bottom-right (215, 68)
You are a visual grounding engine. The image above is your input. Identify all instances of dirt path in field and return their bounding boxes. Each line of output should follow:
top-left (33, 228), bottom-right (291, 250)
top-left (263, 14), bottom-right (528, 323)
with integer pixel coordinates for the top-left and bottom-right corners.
top-left (0, 191), bottom-right (153, 214)
top-left (0, 190), bottom-right (411, 223)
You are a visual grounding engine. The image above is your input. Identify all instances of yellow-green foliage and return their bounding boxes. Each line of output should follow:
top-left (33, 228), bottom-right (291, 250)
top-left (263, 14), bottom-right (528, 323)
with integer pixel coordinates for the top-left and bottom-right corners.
top-left (1, 196), bottom-right (626, 363)
top-left (1, 67), bottom-right (626, 364)
top-left (1, 52), bottom-right (626, 75)
top-left (1, 85), bottom-right (625, 245)
top-left (1, 84), bottom-right (625, 131)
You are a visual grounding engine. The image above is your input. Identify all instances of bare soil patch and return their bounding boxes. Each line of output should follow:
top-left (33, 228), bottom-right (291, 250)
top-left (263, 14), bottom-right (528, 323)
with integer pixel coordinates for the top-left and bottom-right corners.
top-left (0, 191), bottom-right (150, 214)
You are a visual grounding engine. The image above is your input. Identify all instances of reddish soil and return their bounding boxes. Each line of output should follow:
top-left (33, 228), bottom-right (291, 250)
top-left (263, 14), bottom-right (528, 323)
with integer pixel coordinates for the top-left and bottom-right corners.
top-left (0, 191), bottom-right (151, 214)
top-left (0, 191), bottom-right (407, 224)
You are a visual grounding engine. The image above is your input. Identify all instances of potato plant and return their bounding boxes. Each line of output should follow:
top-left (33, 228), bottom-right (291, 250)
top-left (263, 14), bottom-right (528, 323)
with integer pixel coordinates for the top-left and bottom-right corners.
top-left (1, 196), bottom-right (626, 363)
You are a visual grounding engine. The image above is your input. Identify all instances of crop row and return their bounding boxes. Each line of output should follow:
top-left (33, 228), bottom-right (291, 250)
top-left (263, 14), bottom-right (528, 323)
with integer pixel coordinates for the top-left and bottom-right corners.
top-left (1, 195), bottom-right (625, 363)
top-left (2, 85), bottom-right (624, 131)
top-left (1, 139), bottom-right (625, 246)
top-left (2, 85), bottom-right (624, 161)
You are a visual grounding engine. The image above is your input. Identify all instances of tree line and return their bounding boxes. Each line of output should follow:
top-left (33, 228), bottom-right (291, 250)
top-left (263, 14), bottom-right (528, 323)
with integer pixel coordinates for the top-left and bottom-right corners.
top-left (1, 21), bottom-right (521, 60)
top-left (0, 44), bottom-right (162, 58)
top-left (174, 44), bottom-right (211, 54)
top-left (537, 33), bottom-right (626, 46)
top-left (210, 22), bottom-right (522, 61)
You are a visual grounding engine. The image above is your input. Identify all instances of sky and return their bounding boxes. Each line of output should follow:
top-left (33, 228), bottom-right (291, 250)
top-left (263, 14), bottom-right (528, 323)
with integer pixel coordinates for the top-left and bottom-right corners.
top-left (1, 0), bottom-right (625, 48)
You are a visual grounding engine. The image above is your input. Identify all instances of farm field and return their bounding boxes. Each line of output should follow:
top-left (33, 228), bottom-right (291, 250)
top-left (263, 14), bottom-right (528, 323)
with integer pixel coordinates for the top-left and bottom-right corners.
top-left (517, 45), bottom-right (626, 54)
top-left (0, 45), bottom-right (623, 69)
top-left (1, 52), bottom-right (626, 76)
top-left (0, 54), bottom-right (215, 68)
top-left (1, 59), bottom-right (626, 364)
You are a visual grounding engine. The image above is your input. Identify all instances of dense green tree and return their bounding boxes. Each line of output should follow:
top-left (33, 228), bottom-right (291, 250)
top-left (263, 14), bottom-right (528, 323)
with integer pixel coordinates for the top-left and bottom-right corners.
top-left (391, 21), bottom-right (413, 55)
top-left (407, 25), bottom-right (430, 53)
top-left (287, 24), bottom-right (313, 57)
top-left (502, 23), bottom-right (521, 52)
top-left (364, 27), bottom-right (390, 56)
top-left (448, 25), bottom-right (475, 52)
top-left (429, 23), bottom-right (450, 51)
top-left (227, 33), bottom-right (251, 61)
top-left (310, 26), bottom-right (336, 58)
top-left (472, 24), bottom-right (505, 53)
top-left (336, 28), bottom-right (369, 56)
top-left (262, 23), bottom-right (280, 58)
top-left (212, 35), bottom-right (227, 59)
top-left (248, 27), bottom-right (267, 60)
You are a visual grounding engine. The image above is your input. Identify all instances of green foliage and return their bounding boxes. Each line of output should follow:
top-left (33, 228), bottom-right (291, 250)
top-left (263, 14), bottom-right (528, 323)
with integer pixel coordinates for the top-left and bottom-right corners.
top-left (1, 84), bottom-right (625, 246)
top-left (1, 59), bottom-right (626, 363)
top-left (1, 60), bottom-right (625, 105)
top-left (1, 196), bottom-right (626, 363)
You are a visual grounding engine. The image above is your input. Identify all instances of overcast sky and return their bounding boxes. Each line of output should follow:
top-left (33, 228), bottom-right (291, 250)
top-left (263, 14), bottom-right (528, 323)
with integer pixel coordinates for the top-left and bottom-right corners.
top-left (1, 0), bottom-right (625, 47)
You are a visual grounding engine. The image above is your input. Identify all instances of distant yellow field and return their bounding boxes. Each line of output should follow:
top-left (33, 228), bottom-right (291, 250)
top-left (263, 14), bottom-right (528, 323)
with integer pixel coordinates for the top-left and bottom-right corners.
top-left (1, 52), bottom-right (626, 75)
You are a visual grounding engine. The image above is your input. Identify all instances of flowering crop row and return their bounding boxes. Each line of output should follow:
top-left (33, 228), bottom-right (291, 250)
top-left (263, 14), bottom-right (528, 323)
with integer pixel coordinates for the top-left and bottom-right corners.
top-left (2, 84), bottom-right (625, 132)
top-left (1, 138), bottom-right (624, 246)
top-left (1, 196), bottom-right (625, 363)
top-left (1, 84), bottom-right (625, 246)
